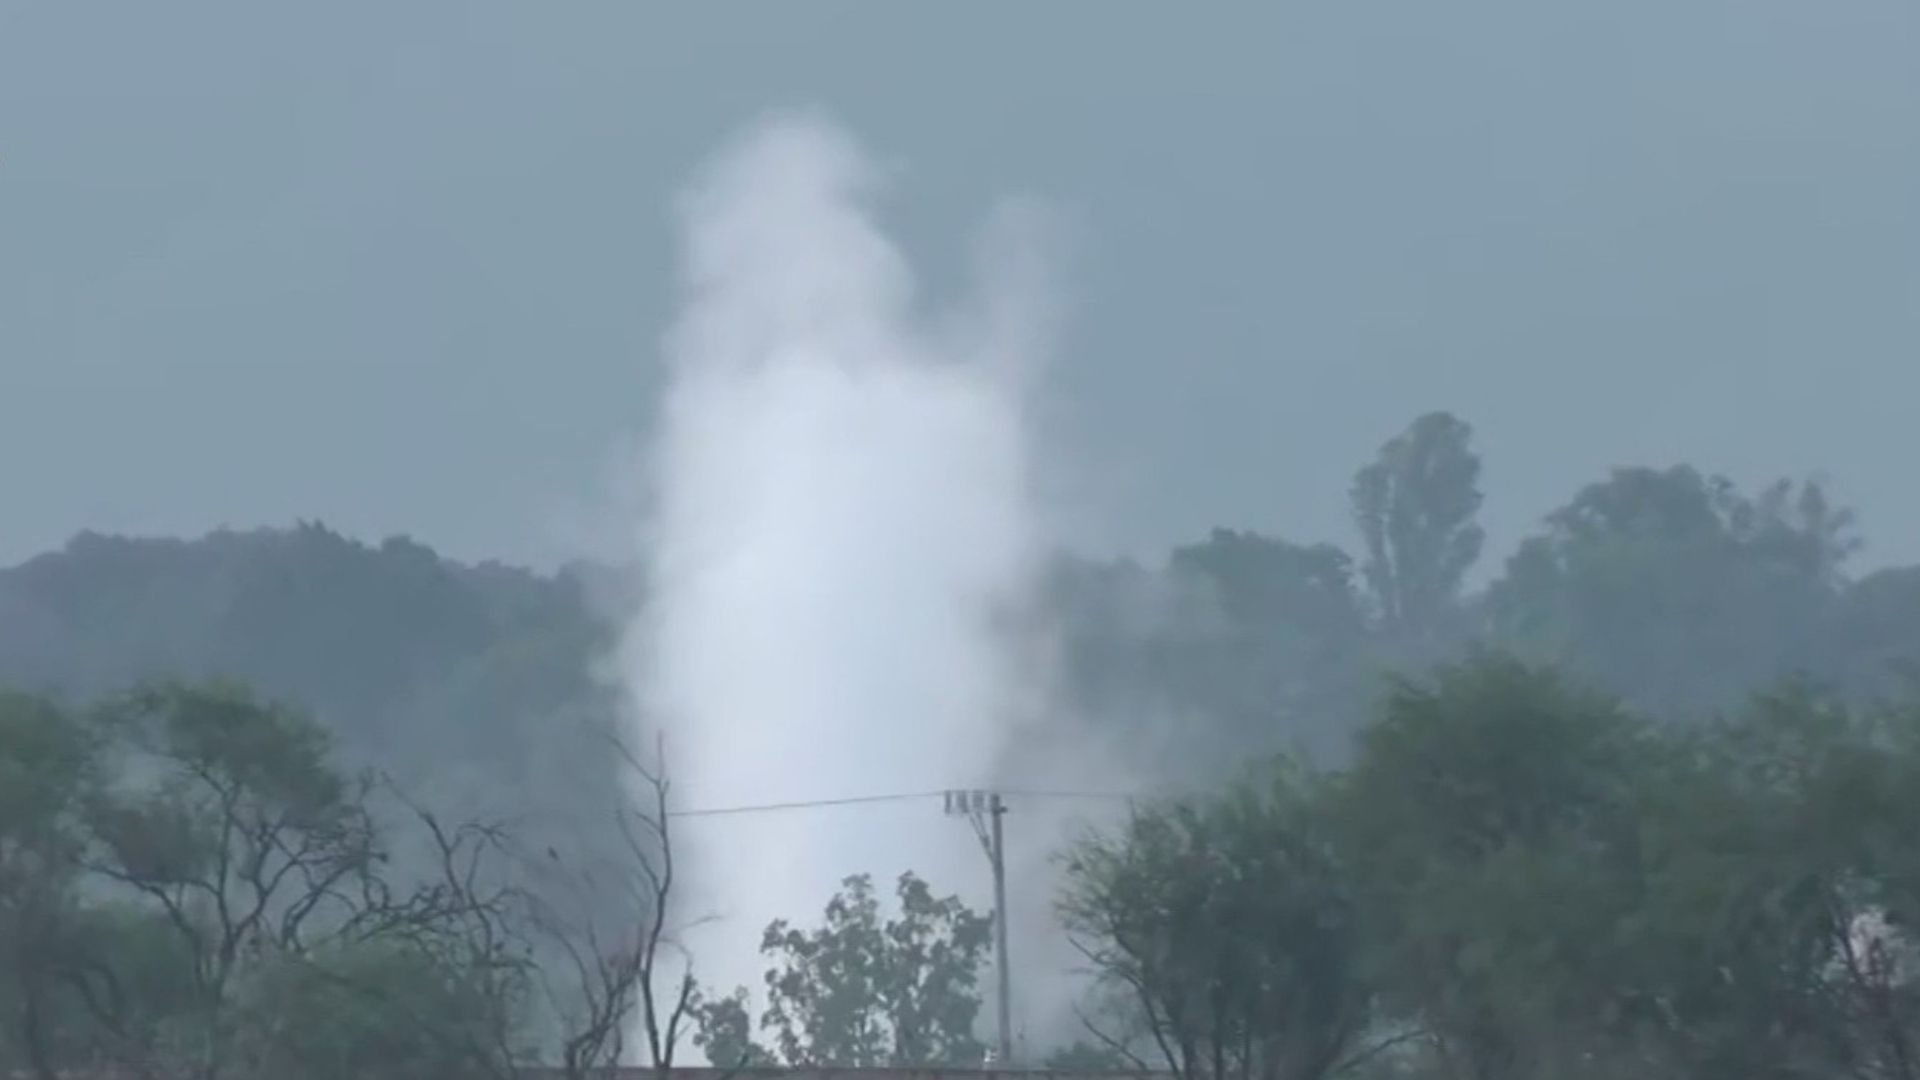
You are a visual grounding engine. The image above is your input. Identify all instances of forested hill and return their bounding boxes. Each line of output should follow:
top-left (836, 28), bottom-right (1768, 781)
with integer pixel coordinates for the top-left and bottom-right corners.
top-left (0, 523), bottom-right (629, 828)
top-left (6, 413), bottom-right (1920, 790)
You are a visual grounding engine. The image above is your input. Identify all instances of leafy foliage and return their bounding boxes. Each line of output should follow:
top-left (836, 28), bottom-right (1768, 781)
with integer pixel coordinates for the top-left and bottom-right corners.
top-left (0, 691), bottom-right (101, 1076)
top-left (1062, 657), bottom-right (1920, 1080)
top-left (226, 938), bottom-right (519, 1080)
top-left (1060, 762), bottom-right (1370, 1080)
top-left (1160, 531), bottom-right (1376, 766)
top-left (0, 680), bottom-right (698, 1080)
top-left (694, 871), bottom-right (993, 1069)
top-left (1486, 467), bottom-right (1858, 716)
top-left (1333, 659), bottom-right (1657, 1077)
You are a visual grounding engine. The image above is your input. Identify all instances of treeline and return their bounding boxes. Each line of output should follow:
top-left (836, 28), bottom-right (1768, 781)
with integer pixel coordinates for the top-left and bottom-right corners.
top-left (1050, 412), bottom-right (1917, 773)
top-left (13, 660), bottom-right (1920, 1079)
top-left (0, 526), bottom-right (627, 836)
top-left (5, 412), bottom-right (1918, 794)
top-left (1059, 657), bottom-right (1920, 1079)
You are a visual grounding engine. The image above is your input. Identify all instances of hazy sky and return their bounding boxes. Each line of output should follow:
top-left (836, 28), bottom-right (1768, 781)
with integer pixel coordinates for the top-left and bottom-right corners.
top-left (2, 1), bottom-right (1915, 573)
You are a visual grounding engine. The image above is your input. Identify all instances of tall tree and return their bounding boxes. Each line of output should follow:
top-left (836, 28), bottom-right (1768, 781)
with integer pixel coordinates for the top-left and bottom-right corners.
top-left (1349, 412), bottom-right (1485, 645)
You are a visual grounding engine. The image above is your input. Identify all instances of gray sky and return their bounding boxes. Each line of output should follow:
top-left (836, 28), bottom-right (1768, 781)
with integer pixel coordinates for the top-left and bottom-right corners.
top-left (2, 1), bottom-right (1916, 574)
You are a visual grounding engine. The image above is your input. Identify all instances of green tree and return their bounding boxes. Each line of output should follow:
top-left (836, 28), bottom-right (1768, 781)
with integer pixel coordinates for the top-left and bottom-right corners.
top-left (0, 676), bottom-right (708, 1080)
top-left (1164, 530), bottom-right (1377, 765)
top-left (81, 683), bottom-right (383, 1068)
top-left (0, 682), bottom-right (526, 1079)
top-left (74, 681), bottom-right (535, 1079)
top-left (1486, 467), bottom-right (1854, 716)
top-left (1333, 657), bottom-right (1657, 1078)
top-left (225, 938), bottom-right (518, 1080)
top-left (1621, 686), bottom-right (1920, 1079)
top-left (687, 989), bottom-right (771, 1070)
top-left (1059, 762), bottom-right (1374, 1080)
top-left (1324, 659), bottom-right (1920, 1078)
top-left (1349, 412), bottom-right (1485, 646)
top-left (694, 871), bottom-right (992, 1068)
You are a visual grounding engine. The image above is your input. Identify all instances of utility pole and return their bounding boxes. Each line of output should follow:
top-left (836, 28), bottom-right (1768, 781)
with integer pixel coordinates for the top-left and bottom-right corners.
top-left (944, 788), bottom-right (1012, 1066)
top-left (989, 792), bottom-right (1011, 1068)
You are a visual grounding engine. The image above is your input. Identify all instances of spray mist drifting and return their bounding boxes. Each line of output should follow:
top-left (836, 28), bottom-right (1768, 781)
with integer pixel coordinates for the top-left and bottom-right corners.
top-left (622, 113), bottom-right (1052, 1040)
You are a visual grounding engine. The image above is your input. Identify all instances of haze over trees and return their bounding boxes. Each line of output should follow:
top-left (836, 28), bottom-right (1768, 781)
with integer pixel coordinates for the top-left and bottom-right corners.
top-left (6, 411), bottom-right (1920, 1076)
top-left (5, 412), bottom-right (1914, 783)
top-left (1047, 412), bottom-right (1911, 771)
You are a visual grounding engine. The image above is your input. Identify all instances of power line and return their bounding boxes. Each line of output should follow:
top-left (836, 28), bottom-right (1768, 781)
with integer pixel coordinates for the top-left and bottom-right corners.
top-left (666, 787), bottom-right (1143, 819)
top-left (666, 790), bottom-right (944, 818)
top-left (996, 787), bottom-right (1141, 802)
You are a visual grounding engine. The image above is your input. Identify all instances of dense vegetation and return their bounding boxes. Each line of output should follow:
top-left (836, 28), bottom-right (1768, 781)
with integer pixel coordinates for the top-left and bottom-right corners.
top-left (6, 410), bottom-right (1920, 1077)
top-left (12, 665), bottom-right (1920, 1078)
top-left (1060, 660), bottom-right (1920, 1079)
top-left (0, 681), bottom-right (685, 1080)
